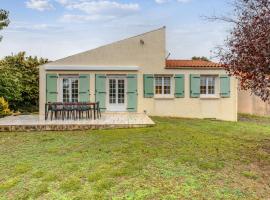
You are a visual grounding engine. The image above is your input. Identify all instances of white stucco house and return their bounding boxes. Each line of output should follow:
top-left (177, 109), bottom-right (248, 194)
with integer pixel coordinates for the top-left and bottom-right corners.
top-left (39, 27), bottom-right (238, 121)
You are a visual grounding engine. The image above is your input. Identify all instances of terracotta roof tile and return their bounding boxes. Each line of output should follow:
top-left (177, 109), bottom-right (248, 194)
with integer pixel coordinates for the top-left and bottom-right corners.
top-left (165, 60), bottom-right (223, 69)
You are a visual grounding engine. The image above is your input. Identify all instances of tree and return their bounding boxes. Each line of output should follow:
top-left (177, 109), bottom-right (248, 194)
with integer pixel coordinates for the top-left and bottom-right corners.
top-left (0, 64), bottom-right (23, 104)
top-left (0, 9), bottom-right (9, 42)
top-left (0, 52), bottom-right (48, 111)
top-left (191, 56), bottom-right (210, 61)
top-left (211, 0), bottom-right (270, 101)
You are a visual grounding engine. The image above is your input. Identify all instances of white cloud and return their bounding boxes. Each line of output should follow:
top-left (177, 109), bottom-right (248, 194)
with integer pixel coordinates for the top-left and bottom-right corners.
top-left (31, 24), bottom-right (60, 30)
top-left (155, 0), bottom-right (191, 4)
top-left (25, 0), bottom-right (140, 22)
top-left (60, 14), bottom-right (116, 23)
top-left (177, 0), bottom-right (191, 3)
top-left (155, 0), bottom-right (170, 4)
top-left (57, 0), bottom-right (140, 22)
top-left (10, 23), bottom-right (63, 31)
top-left (25, 0), bottom-right (54, 11)
top-left (61, 1), bottom-right (140, 14)
top-left (55, 0), bottom-right (70, 5)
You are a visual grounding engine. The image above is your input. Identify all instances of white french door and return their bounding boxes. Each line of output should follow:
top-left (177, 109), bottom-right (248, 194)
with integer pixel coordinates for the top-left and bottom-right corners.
top-left (58, 76), bottom-right (79, 102)
top-left (107, 77), bottom-right (126, 112)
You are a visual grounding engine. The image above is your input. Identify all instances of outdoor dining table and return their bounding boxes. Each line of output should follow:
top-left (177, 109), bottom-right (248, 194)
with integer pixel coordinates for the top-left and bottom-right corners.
top-left (45, 102), bottom-right (101, 121)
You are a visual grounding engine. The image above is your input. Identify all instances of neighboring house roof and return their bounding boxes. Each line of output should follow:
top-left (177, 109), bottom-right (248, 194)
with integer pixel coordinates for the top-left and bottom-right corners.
top-left (165, 60), bottom-right (223, 69)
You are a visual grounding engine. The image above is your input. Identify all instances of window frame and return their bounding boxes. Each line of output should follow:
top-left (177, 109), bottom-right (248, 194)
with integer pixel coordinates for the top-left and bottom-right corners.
top-left (154, 75), bottom-right (173, 98)
top-left (200, 75), bottom-right (217, 98)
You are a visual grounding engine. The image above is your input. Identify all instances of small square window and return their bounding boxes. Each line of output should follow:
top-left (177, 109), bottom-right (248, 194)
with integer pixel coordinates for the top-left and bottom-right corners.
top-left (200, 76), bottom-right (216, 96)
top-left (155, 76), bottom-right (172, 96)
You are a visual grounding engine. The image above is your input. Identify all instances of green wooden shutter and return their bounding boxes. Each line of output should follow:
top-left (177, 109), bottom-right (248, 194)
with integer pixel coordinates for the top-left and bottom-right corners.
top-left (143, 74), bottom-right (154, 98)
top-left (95, 74), bottom-right (106, 111)
top-left (127, 74), bottom-right (138, 112)
top-left (175, 74), bottom-right (185, 98)
top-left (220, 75), bottom-right (231, 97)
top-left (79, 74), bottom-right (90, 102)
top-left (46, 74), bottom-right (58, 102)
top-left (190, 74), bottom-right (200, 98)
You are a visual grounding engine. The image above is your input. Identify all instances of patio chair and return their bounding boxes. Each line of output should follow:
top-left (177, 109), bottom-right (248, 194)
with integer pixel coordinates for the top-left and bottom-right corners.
top-left (76, 102), bottom-right (82, 119)
top-left (86, 102), bottom-right (92, 119)
top-left (63, 102), bottom-right (77, 120)
top-left (50, 102), bottom-right (64, 120)
top-left (94, 101), bottom-right (101, 119)
top-left (45, 103), bottom-right (51, 120)
top-left (78, 102), bottom-right (91, 119)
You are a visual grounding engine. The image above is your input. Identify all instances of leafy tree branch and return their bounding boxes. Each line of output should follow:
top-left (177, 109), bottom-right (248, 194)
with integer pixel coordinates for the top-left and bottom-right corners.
top-left (0, 9), bottom-right (9, 42)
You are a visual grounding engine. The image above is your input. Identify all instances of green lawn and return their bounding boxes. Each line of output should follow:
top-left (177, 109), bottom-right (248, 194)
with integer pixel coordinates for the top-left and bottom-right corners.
top-left (0, 116), bottom-right (270, 200)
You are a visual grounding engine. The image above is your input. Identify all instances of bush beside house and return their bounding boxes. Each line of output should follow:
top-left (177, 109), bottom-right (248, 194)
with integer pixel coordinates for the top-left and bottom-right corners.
top-left (0, 52), bottom-right (48, 113)
top-left (0, 97), bottom-right (12, 117)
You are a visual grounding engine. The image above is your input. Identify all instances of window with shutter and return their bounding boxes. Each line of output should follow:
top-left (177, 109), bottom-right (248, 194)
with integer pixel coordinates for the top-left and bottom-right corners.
top-left (154, 76), bottom-right (172, 97)
top-left (200, 75), bottom-right (217, 97)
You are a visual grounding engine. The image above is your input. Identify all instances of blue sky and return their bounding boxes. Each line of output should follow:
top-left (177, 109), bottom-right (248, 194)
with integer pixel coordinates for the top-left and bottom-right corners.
top-left (0, 0), bottom-right (233, 60)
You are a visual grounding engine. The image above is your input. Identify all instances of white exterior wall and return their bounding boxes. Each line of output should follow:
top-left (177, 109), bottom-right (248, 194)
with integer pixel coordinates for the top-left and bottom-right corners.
top-left (238, 90), bottom-right (270, 116)
top-left (138, 70), bottom-right (238, 121)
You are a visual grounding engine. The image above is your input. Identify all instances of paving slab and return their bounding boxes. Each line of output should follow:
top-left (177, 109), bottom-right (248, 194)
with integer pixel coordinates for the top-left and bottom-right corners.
top-left (0, 113), bottom-right (155, 132)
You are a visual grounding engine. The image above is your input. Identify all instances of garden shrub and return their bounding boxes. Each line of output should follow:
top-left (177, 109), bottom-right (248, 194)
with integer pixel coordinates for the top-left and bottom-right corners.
top-left (0, 97), bottom-right (12, 117)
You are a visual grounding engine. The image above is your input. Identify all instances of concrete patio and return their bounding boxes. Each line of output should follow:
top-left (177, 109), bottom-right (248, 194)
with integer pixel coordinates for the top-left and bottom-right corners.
top-left (0, 113), bottom-right (155, 132)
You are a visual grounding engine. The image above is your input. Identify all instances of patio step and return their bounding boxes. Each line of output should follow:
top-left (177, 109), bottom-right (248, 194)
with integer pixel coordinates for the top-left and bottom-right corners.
top-left (0, 124), bottom-right (154, 132)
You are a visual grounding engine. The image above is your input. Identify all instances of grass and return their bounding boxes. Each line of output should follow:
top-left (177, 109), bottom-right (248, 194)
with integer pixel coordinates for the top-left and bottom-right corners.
top-left (238, 113), bottom-right (270, 125)
top-left (0, 115), bottom-right (270, 199)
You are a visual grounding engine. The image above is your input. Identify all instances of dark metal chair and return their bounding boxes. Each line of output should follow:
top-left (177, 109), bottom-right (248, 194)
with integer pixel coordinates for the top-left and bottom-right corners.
top-left (63, 102), bottom-right (76, 120)
top-left (85, 102), bottom-right (92, 119)
top-left (82, 102), bottom-right (91, 119)
top-left (45, 101), bottom-right (101, 121)
top-left (75, 102), bottom-right (93, 120)
top-left (76, 102), bottom-right (83, 119)
top-left (94, 101), bottom-right (101, 119)
top-left (45, 103), bottom-right (51, 120)
top-left (50, 102), bottom-right (64, 120)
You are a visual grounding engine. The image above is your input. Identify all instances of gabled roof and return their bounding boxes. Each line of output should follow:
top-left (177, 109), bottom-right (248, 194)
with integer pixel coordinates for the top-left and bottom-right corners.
top-left (46, 27), bottom-right (166, 66)
top-left (165, 59), bottom-right (223, 69)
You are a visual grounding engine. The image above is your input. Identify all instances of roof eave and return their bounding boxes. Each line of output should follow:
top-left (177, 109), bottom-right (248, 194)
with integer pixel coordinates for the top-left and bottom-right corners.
top-left (44, 65), bottom-right (141, 71)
